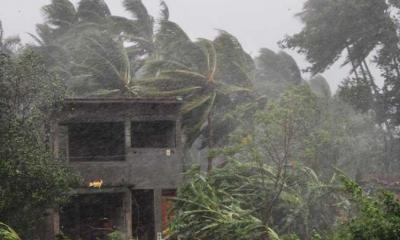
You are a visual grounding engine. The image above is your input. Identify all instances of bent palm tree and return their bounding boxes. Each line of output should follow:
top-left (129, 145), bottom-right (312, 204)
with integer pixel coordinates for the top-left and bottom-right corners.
top-left (30, 0), bottom-right (165, 96)
top-left (143, 21), bottom-right (254, 171)
top-left (0, 21), bottom-right (20, 55)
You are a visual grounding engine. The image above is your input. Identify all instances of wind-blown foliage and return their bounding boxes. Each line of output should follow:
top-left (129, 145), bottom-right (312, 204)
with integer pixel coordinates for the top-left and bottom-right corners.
top-left (282, 0), bottom-right (400, 170)
top-left (0, 51), bottom-right (79, 238)
top-left (169, 83), bottom-right (392, 239)
top-left (143, 22), bottom-right (256, 170)
top-left (0, 222), bottom-right (21, 240)
top-left (170, 86), bottom-right (351, 239)
top-left (31, 1), bottom-right (257, 168)
top-left (170, 167), bottom-right (267, 240)
top-left (328, 175), bottom-right (400, 240)
top-left (254, 48), bottom-right (302, 99)
top-left (0, 21), bottom-right (20, 55)
top-left (30, 0), bottom-right (158, 96)
top-left (281, 0), bottom-right (398, 74)
top-left (308, 75), bottom-right (331, 99)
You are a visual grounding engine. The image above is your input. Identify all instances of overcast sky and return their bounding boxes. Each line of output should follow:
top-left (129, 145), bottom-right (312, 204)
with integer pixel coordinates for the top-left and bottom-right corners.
top-left (0, 0), bottom-right (349, 92)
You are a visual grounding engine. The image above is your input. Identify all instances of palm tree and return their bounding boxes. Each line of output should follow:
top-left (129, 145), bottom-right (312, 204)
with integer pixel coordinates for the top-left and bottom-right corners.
top-left (66, 0), bottom-right (170, 96)
top-left (282, 0), bottom-right (400, 170)
top-left (308, 75), bottom-right (331, 99)
top-left (254, 48), bottom-right (302, 99)
top-left (29, 0), bottom-right (112, 92)
top-left (31, 0), bottom-right (256, 169)
top-left (0, 21), bottom-right (20, 55)
top-left (30, 0), bottom-right (166, 96)
top-left (143, 21), bottom-right (255, 171)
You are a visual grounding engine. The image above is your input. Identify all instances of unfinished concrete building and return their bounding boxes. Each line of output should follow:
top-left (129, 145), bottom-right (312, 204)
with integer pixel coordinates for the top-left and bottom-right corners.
top-left (49, 97), bottom-right (184, 240)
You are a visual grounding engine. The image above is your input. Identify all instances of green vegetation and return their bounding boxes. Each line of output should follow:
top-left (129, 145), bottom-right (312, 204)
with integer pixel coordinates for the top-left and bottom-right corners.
top-left (0, 222), bottom-right (21, 240)
top-left (281, 0), bottom-right (400, 172)
top-left (328, 176), bottom-right (400, 240)
top-left (1, 0), bottom-right (400, 239)
top-left (0, 51), bottom-right (79, 238)
top-left (169, 85), bottom-right (390, 239)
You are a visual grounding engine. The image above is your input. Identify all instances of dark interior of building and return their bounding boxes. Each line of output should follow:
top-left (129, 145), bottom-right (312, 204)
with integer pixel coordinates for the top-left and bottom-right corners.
top-left (60, 191), bottom-right (156, 240)
top-left (60, 193), bottom-right (124, 240)
top-left (68, 122), bottom-right (125, 161)
top-left (132, 190), bottom-right (155, 240)
top-left (131, 121), bottom-right (175, 148)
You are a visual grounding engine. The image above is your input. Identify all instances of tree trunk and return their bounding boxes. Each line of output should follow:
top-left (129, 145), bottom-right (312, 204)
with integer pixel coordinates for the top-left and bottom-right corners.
top-left (363, 60), bottom-right (380, 95)
top-left (362, 60), bottom-right (395, 171)
top-left (346, 46), bottom-right (360, 80)
top-left (393, 58), bottom-right (400, 78)
top-left (359, 60), bottom-right (369, 85)
top-left (207, 111), bottom-right (214, 173)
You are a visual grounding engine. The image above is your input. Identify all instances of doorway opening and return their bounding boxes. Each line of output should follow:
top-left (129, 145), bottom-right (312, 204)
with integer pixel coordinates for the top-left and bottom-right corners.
top-left (60, 193), bottom-right (124, 240)
top-left (132, 190), bottom-right (155, 240)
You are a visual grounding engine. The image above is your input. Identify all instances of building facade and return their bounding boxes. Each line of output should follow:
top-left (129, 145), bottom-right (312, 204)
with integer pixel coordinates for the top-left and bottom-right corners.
top-left (48, 97), bottom-right (184, 240)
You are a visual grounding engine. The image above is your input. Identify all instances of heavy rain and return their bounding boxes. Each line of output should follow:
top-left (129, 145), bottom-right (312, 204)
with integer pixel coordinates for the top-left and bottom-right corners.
top-left (0, 0), bottom-right (400, 240)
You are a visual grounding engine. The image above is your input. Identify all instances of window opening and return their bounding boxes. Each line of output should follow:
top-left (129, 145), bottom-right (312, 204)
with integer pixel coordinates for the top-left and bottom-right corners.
top-left (68, 122), bottom-right (125, 161)
top-left (131, 121), bottom-right (176, 148)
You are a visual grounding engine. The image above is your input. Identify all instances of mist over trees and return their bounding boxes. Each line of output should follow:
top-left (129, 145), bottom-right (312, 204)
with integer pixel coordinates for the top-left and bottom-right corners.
top-left (281, 0), bottom-right (400, 172)
top-left (1, 0), bottom-right (400, 239)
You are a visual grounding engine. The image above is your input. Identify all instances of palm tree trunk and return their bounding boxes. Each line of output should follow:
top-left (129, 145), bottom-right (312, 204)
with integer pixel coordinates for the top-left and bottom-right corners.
top-left (362, 60), bottom-right (395, 170)
top-left (346, 46), bottom-right (360, 80)
top-left (358, 60), bottom-right (369, 84)
top-left (363, 60), bottom-right (380, 95)
top-left (393, 58), bottom-right (400, 78)
top-left (207, 111), bottom-right (214, 173)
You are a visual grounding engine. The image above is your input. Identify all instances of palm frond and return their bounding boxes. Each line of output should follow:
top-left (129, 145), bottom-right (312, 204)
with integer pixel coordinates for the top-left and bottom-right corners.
top-left (109, 15), bottom-right (141, 35)
top-left (156, 20), bottom-right (191, 50)
top-left (196, 38), bottom-right (217, 80)
top-left (143, 59), bottom-right (191, 75)
top-left (0, 21), bottom-right (3, 43)
top-left (161, 69), bottom-right (207, 81)
top-left (160, 1), bottom-right (169, 20)
top-left (268, 228), bottom-right (282, 240)
top-left (27, 33), bottom-right (44, 46)
top-left (216, 82), bottom-right (252, 95)
top-left (213, 29), bottom-right (255, 86)
top-left (123, 0), bottom-right (150, 21)
top-left (144, 86), bottom-right (201, 97)
top-left (184, 92), bottom-right (217, 145)
top-left (123, 0), bottom-right (154, 38)
top-left (2, 36), bottom-right (20, 53)
top-left (42, 0), bottom-right (77, 28)
top-left (0, 222), bottom-right (21, 240)
top-left (181, 94), bottom-right (213, 114)
top-left (77, 0), bottom-right (111, 22)
top-left (83, 38), bottom-right (126, 77)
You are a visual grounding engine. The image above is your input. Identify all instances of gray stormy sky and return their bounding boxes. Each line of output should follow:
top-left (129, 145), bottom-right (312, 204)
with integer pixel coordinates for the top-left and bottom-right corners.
top-left (0, 0), bottom-right (349, 92)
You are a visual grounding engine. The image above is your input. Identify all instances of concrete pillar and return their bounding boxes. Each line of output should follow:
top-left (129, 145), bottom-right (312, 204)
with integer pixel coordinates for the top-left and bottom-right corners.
top-left (51, 120), bottom-right (59, 159)
top-left (154, 189), bottom-right (162, 240)
top-left (72, 200), bottom-right (80, 240)
top-left (123, 190), bottom-right (133, 240)
top-left (44, 208), bottom-right (60, 240)
top-left (125, 120), bottom-right (131, 149)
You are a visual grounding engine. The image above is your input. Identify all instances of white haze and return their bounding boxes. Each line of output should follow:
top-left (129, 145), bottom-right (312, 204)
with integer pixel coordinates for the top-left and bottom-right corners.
top-left (0, 0), bottom-right (351, 92)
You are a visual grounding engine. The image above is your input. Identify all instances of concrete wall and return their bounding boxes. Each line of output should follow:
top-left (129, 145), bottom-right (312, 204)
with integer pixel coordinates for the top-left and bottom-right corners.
top-left (53, 100), bottom-right (184, 189)
top-left (50, 99), bottom-right (184, 240)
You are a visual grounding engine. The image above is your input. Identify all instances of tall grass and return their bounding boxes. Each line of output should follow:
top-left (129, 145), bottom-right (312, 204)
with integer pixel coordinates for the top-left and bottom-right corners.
top-left (0, 222), bottom-right (21, 240)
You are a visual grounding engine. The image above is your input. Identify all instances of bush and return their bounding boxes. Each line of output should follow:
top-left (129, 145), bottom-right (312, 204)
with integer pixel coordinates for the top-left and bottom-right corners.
top-left (328, 176), bottom-right (400, 240)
